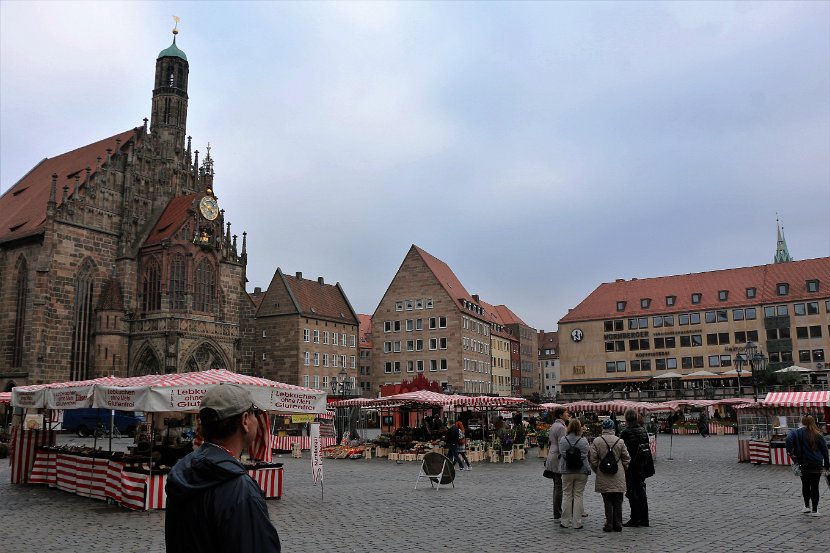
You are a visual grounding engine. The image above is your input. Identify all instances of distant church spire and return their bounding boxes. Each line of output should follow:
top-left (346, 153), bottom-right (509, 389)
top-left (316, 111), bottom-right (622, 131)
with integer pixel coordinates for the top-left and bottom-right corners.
top-left (150, 17), bottom-right (189, 156)
top-left (773, 216), bottom-right (793, 263)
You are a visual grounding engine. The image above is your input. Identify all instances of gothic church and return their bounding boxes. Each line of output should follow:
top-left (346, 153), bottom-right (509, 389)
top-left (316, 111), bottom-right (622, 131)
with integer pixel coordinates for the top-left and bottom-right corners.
top-left (0, 31), bottom-right (256, 391)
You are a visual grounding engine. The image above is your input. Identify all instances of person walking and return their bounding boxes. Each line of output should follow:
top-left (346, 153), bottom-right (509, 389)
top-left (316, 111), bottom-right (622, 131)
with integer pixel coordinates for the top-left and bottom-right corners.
top-left (786, 415), bottom-right (830, 516)
top-left (589, 419), bottom-right (631, 532)
top-left (452, 421), bottom-right (472, 471)
top-left (698, 410), bottom-right (710, 438)
top-left (165, 384), bottom-right (281, 553)
top-left (545, 407), bottom-right (570, 523)
top-left (620, 408), bottom-right (650, 527)
top-left (557, 418), bottom-right (591, 529)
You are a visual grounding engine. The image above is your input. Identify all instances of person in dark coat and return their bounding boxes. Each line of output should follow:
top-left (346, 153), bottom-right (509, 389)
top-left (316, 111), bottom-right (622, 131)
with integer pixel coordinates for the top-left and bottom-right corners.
top-left (165, 384), bottom-right (281, 553)
top-left (619, 408), bottom-right (650, 527)
top-left (786, 415), bottom-right (830, 516)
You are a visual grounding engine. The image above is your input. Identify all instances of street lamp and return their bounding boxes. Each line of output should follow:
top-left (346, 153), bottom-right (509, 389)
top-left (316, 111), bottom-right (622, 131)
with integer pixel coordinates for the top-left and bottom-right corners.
top-left (331, 367), bottom-right (352, 442)
top-left (734, 341), bottom-right (768, 402)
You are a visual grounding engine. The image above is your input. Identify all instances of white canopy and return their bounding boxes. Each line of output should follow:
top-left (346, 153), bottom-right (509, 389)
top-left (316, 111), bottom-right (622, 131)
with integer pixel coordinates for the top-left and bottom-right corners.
top-left (774, 365), bottom-right (812, 373)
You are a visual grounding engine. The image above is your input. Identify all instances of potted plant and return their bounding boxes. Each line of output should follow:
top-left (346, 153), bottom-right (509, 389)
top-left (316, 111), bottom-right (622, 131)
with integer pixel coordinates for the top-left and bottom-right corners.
top-left (536, 429), bottom-right (550, 458)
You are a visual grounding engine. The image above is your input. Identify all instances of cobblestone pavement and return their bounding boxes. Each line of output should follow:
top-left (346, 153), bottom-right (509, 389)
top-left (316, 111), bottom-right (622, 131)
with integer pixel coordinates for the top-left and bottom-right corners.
top-left (2, 434), bottom-right (829, 552)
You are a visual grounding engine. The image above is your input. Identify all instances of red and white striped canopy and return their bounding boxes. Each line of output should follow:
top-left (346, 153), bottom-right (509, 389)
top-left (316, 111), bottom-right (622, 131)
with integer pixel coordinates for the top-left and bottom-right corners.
top-left (566, 400), bottom-right (673, 414)
top-left (329, 392), bottom-right (535, 410)
top-left (445, 395), bottom-right (533, 409)
top-left (0, 391), bottom-right (11, 405)
top-left (757, 391), bottom-right (830, 408)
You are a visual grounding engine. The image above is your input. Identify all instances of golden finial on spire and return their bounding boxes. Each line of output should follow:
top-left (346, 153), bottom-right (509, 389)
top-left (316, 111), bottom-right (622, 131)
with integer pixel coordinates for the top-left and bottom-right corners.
top-left (172, 16), bottom-right (181, 36)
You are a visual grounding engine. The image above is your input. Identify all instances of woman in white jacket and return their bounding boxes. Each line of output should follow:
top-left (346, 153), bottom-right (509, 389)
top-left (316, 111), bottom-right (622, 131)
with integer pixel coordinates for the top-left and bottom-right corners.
top-left (589, 418), bottom-right (631, 532)
top-left (558, 418), bottom-right (591, 529)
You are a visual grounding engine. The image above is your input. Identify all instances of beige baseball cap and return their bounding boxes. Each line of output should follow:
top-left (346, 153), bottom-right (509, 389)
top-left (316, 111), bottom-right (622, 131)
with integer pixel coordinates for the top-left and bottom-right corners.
top-left (200, 384), bottom-right (257, 421)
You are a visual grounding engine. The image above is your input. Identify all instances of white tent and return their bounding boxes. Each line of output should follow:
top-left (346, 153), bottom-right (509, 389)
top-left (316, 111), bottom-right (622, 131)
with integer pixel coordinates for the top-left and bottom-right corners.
top-left (774, 365), bottom-right (812, 373)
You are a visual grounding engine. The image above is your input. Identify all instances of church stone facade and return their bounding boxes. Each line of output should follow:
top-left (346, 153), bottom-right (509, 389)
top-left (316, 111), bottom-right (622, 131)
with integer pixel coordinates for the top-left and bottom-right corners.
top-left (0, 33), bottom-right (255, 391)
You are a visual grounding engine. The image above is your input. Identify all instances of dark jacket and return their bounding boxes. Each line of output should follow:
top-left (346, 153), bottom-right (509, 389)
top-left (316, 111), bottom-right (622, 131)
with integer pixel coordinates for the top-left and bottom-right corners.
top-left (620, 424), bottom-right (650, 477)
top-left (786, 427), bottom-right (830, 470)
top-left (165, 443), bottom-right (281, 553)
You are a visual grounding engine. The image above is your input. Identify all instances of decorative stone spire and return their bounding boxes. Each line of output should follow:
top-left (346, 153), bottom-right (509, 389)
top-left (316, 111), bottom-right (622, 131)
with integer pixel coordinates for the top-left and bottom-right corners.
top-left (47, 173), bottom-right (58, 216)
top-left (241, 232), bottom-right (247, 259)
top-left (773, 216), bottom-right (793, 263)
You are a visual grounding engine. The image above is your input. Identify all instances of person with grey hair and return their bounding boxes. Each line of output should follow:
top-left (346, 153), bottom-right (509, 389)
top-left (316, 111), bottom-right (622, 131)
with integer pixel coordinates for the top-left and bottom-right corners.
top-left (589, 418), bottom-right (631, 532)
top-left (545, 406), bottom-right (570, 522)
top-left (619, 408), bottom-right (650, 527)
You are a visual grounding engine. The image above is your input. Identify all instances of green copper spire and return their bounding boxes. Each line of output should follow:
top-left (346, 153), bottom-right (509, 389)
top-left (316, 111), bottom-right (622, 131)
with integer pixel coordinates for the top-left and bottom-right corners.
top-left (773, 217), bottom-right (792, 263)
top-left (158, 17), bottom-right (187, 61)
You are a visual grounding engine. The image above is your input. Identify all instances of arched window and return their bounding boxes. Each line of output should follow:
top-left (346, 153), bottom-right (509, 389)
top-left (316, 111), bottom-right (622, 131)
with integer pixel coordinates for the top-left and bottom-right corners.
top-left (12, 257), bottom-right (28, 367)
top-left (70, 261), bottom-right (95, 381)
top-left (193, 259), bottom-right (215, 313)
top-left (169, 256), bottom-right (186, 310)
top-left (142, 258), bottom-right (161, 312)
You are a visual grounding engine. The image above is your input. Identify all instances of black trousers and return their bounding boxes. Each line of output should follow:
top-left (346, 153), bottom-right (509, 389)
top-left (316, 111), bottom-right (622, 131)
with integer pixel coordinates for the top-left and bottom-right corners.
top-left (625, 472), bottom-right (649, 523)
top-left (800, 468), bottom-right (822, 511)
top-left (602, 492), bottom-right (624, 529)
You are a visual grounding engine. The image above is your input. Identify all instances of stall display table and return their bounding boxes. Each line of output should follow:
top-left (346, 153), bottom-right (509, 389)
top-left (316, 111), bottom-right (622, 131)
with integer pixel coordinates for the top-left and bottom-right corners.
top-left (28, 448), bottom-right (283, 510)
top-left (271, 435), bottom-right (335, 451)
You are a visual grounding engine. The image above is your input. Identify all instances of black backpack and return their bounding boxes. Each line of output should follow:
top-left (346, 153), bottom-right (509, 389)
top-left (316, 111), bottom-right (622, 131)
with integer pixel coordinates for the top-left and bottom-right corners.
top-left (562, 437), bottom-right (583, 470)
top-left (598, 437), bottom-right (619, 475)
top-left (634, 442), bottom-right (655, 478)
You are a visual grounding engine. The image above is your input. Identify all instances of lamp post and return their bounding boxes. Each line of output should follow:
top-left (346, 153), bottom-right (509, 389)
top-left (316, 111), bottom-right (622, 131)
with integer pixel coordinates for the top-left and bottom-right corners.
top-left (331, 367), bottom-right (352, 443)
top-left (734, 341), bottom-right (768, 402)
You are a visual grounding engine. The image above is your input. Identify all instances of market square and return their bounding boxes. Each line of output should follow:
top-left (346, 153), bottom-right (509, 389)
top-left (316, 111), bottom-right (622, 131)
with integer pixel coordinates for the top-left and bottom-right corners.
top-left (1, 433), bottom-right (828, 553)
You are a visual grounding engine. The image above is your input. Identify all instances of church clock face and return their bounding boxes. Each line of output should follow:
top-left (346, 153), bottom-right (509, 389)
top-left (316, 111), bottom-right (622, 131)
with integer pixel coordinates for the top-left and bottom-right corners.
top-left (199, 196), bottom-right (219, 221)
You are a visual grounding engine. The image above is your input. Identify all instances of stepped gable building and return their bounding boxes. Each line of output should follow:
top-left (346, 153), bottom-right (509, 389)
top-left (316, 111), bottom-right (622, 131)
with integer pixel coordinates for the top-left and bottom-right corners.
top-left (0, 30), bottom-right (253, 391)
top-left (557, 256), bottom-right (830, 394)
top-left (254, 269), bottom-right (359, 390)
top-left (494, 304), bottom-right (538, 395)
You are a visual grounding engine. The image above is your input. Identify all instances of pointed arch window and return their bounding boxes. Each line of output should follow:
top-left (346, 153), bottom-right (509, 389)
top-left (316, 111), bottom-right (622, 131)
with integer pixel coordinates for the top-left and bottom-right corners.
top-left (142, 258), bottom-right (161, 312)
top-left (70, 263), bottom-right (95, 381)
top-left (12, 258), bottom-right (28, 367)
top-left (169, 256), bottom-right (186, 310)
top-left (193, 259), bottom-right (215, 313)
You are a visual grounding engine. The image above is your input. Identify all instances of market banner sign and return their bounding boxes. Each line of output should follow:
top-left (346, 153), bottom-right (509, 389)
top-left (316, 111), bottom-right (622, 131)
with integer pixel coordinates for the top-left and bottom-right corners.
top-left (291, 414), bottom-right (315, 424)
top-left (311, 422), bottom-right (323, 485)
top-left (92, 386), bottom-right (148, 411)
top-left (46, 386), bottom-right (94, 410)
top-left (11, 388), bottom-right (45, 408)
top-left (265, 388), bottom-right (327, 415)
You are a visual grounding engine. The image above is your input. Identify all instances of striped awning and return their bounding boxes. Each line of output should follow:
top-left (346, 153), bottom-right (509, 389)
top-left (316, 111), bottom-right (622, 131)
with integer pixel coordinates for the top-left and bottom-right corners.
top-left (758, 391), bottom-right (830, 407)
top-left (0, 391), bottom-right (10, 405)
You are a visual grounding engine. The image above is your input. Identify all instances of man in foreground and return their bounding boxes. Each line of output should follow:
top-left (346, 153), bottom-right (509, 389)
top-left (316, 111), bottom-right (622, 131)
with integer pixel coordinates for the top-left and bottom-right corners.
top-left (165, 384), bottom-right (281, 552)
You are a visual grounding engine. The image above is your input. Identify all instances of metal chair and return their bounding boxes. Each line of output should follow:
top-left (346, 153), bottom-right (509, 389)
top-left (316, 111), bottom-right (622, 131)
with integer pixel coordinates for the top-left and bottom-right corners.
top-left (414, 452), bottom-right (455, 491)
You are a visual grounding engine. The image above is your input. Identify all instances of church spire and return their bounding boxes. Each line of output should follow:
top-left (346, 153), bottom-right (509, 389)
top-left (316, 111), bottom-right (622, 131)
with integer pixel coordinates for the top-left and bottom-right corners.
top-left (773, 216), bottom-right (793, 263)
top-left (150, 17), bottom-right (189, 157)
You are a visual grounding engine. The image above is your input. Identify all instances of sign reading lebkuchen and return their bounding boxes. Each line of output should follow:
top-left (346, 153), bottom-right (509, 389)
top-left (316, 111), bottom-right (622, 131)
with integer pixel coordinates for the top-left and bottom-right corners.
top-left (310, 422), bottom-right (323, 485)
top-left (11, 389), bottom-right (44, 408)
top-left (92, 386), bottom-right (146, 411)
top-left (47, 387), bottom-right (94, 410)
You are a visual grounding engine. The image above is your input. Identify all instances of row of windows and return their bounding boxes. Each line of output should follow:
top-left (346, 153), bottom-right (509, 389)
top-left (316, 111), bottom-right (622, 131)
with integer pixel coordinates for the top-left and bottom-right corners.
top-left (463, 380), bottom-right (491, 394)
top-left (302, 329), bottom-right (356, 347)
top-left (616, 280), bottom-right (822, 312)
top-left (605, 330), bottom-right (762, 352)
top-left (394, 298), bottom-right (434, 311)
top-left (141, 257), bottom-right (216, 313)
top-left (302, 352), bottom-right (356, 368)
top-left (606, 349), bottom-right (826, 373)
top-left (385, 359), bottom-right (448, 373)
top-left (462, 337), bottom-right (490, 354)
top-left (462, 316), bottom-right (491, 337)
top-left (302, 374), bottom-right (356, 390)
top-left (463, 358), bottom-right (491, 374)
top-left (383, 337), bottom-right (449, 352)
top-left (384, 317), bottom-right (447, 332)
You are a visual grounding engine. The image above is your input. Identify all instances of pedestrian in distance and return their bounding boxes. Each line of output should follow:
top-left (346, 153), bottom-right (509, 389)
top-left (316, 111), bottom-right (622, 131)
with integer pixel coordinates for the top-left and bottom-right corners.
top-left (620, 408), bottom-right (651, 527)
top-left (557, 418), bottom-right (591, 529)
top-left (545, 406), bottom-right (570, 523)
top-left (451, 421), bottom-right (472, 471)
top-left (698, 410), bottom-right (710, 438)
top-left (165, 384), bottom-right (281, 553)
top-left (786, 415), bottom-right (830, 517)
top-left (589, 419), bottom-right (631, 532)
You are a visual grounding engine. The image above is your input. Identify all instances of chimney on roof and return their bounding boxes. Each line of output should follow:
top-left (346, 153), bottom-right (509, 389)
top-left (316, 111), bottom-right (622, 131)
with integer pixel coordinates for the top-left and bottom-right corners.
top-left (254, 287), bottom-right (262, 294)
top-left (616, 279), bottom-right (625, 282)
top-left (318, 277), bottom-right (324, 285)
top-left (296, 272), bottom-right (302, 280)
top-left (472, 294), bottom-right (479, 303)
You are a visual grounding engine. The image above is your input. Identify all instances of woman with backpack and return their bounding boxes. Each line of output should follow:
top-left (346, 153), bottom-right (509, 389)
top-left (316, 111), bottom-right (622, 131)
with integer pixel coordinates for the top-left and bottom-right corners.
top-left (557, 418), bottom-right (591, 529)
top-left (589, 419), bottom-right (631, 532)
top-left (785, 415), bottom-right (830, 516)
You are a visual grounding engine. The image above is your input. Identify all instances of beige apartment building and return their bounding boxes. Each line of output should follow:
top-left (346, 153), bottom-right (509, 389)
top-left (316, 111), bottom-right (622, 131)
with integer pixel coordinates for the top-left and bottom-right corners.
top-left (558, 257), bottom-right (830, 393)
top-left (254, 269), bottom-right (359, 391)
top-left (481, 299), bottom-right (516, 396)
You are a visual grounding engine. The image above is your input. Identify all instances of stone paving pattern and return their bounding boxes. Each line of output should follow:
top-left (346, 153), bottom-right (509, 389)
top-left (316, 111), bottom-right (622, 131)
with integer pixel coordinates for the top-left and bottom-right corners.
top-left (2, 434), bottom-right (829, 552)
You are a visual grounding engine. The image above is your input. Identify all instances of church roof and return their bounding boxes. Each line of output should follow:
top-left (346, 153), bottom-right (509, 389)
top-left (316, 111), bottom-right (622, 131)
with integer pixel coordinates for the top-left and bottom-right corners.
top-left (559, 257), bottom-right (830, 324)
top-left (0, 129), bottom-right (136, 244)
top-left (143, 193), bottom-right (199, 246)
top-left (158, 39), bottom-right (187, 61)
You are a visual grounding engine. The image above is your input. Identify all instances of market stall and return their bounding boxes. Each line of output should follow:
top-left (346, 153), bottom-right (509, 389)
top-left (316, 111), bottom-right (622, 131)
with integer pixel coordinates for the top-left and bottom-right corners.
top-left (270, 410), bottom-right (336, 451)
top-left (11, 369), bottom-right (327, 510)
top-left (735, 391), bottom-right (830, 464)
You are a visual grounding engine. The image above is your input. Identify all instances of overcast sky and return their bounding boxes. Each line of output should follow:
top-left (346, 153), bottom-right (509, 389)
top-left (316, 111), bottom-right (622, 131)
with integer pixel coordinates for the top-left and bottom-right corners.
top-left (2, 1), bottom-right (828, 331)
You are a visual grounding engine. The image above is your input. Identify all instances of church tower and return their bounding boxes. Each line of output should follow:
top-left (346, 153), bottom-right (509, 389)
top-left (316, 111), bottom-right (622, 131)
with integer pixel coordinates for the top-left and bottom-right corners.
top-left (150, 23), bottom-right (189, 157)
top-left (773, 217), bottom-right (793, 263)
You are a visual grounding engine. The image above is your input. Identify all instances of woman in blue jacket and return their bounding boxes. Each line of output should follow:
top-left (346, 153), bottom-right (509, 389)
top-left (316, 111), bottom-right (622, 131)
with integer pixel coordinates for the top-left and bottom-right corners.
top-left (786, 415), bottom-right (830, 517)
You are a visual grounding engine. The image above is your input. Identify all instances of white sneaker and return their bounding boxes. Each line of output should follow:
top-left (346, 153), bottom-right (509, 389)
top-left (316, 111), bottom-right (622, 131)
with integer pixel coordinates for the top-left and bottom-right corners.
top-left (810, 511), bottom-right (821, 517)
top-left (466, 466), bottom-right (472, 471)
top-left (801, 507), bottom-right (812, 513)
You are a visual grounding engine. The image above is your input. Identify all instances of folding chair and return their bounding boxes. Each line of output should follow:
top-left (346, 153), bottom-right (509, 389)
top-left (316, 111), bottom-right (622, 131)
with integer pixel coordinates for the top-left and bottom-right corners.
top-left (414, 452), bottom-right (455, 491)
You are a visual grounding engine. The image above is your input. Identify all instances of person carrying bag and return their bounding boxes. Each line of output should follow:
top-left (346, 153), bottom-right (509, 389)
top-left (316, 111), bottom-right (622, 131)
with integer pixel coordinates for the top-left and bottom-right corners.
top-left (589, 419), bottom-right (631, 532)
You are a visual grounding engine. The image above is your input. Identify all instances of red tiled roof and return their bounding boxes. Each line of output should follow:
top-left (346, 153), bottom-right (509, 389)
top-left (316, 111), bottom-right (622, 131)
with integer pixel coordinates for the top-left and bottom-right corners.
top-left (559, 257), bottom-right (830, 324)
top-left (412, 245), bottom-right (484, 317)
top-left (479, 298), bottom-right (514, 340)
top-left (143, 194), bottom-right (198, 246)
top-left (494, 304), bottom-right (528, 327)
top-left (357, 313), bottom-right (373, 347)
top-left (283, 274), bottom-right (358, 325)
top-left (538, 331), bottom-right (558, 348)
top-left (0, 129), bottom-right (136, 243)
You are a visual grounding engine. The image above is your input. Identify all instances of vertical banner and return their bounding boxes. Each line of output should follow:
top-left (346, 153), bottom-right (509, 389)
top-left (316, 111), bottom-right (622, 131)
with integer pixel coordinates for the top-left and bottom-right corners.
top-left (310, 422), bottom-right (323, 485)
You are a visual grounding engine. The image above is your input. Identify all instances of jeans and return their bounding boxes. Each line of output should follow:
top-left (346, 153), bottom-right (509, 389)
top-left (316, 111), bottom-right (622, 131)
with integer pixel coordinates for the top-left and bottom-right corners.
top-left (552, 473), bottom-right (563, 519)
top-left (454, 450), bottom-right (470, 469)
top-left (625, 472), bottom-right (649, 523)
top-left (800, 470), bottom-right (822, 511)
top-left (601, 492), bottom-right (624, 530)
top-left (561, 473), bottom-right (588, 527)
